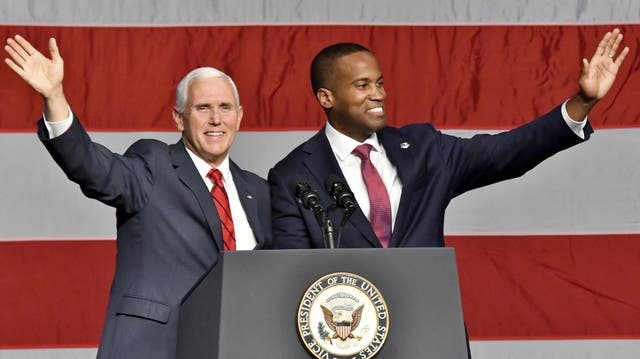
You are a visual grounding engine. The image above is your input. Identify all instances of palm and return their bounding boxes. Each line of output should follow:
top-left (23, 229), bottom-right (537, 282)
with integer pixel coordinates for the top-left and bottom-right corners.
top-left (22, 53), bottom-right (62, 96)
top-left (4, 36), bottom-right (64, 98)
top-left (578, 29), bottom-right (629, 101)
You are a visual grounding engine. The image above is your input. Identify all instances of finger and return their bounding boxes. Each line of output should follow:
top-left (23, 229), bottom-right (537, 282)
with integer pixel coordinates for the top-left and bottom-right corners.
top-left (581, 58), bottom-right (589, 73)
top-left (594, 31), bottom-right (612, 58)
top-left (4, 43), bottom-right (27, 67)
top-left (14, 34), bottom-right (39, 56)
top-left (6, 37), bottom-right (29, 61)
top-left (604, 29), bottom-right (619, 54)
top-left (615, 46), bottom-right (630, 67)
top-left (48, 37), bottom-right (61, 61)
top-left (4, 58), bottom-right (26, 78)
top-left (607, 31), bottom-right (623, 59)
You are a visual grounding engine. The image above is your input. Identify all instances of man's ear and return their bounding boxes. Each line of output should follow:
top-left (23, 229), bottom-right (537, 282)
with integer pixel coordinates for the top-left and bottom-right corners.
top-left (172, 108), bottom-right (184, 131)
top-left (235, 106), bottom-right (243, 131)
top-left (316, 88), bottom-right (334, 110)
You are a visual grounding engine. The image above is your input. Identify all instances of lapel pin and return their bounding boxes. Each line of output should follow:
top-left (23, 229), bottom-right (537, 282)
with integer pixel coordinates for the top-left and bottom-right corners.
top-left (246, 194), bottom-right (253, 200)
top-left (400, 142), bottom-right (410, 149)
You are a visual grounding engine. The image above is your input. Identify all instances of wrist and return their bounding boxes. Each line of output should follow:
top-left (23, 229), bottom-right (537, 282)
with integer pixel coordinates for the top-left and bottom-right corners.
top-left (574, 91), bottom-right (599, 109)
top-left (43, 86), bottom-right (70, 122)
top-left (42, 85), bottom-right (65, 101)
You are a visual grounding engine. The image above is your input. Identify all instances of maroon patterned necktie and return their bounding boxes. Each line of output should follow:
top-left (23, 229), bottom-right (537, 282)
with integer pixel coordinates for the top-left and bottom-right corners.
top-left (206, 169), bottom-right (236, 251)
top-left (352, 144), bottom-right (391, 248)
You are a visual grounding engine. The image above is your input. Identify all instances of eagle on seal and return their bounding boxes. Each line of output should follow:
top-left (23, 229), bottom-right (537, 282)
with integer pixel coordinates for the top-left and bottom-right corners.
top-left (321, 304), bottom-right (364, 343)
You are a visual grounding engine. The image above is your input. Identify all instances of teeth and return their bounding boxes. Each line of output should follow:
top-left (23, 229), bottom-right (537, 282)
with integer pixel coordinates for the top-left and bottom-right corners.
top-left (205, 131), bottom-right (223, 136)
top-left (368, 107), bottom-right (383, 113)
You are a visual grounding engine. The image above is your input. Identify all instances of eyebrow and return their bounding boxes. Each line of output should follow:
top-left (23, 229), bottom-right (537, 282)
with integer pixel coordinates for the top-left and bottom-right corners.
top-left (351, 75), bottom-right (384, 84)
top-left (193, 101), bottom-right (234, 107)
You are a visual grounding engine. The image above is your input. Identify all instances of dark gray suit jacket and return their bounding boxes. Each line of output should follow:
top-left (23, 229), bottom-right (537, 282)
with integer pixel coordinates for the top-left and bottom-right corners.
top-left (38, 115), bottom-right (271, 359)
top-left (269, 104), bottom-right (591, 249)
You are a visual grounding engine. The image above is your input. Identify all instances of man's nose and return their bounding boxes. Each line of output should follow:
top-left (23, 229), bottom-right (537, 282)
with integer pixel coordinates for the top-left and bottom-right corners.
top-left (209, 108), bottom-right (222, 124)
top-left (370, 85), bottom-right (385, 101)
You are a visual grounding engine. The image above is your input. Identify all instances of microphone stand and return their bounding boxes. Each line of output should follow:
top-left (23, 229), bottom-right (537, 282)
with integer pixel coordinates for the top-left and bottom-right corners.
top-left (323, 217), bottom-right (336, 249)
top-left (325, 203), bottom-right (355, 248)
top-left (311, 204), bottom-right (335, 249)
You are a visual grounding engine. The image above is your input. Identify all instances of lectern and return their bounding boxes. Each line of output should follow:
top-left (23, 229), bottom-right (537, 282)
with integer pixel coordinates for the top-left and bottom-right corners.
top-left (177, 248), bottom-right (468, 358)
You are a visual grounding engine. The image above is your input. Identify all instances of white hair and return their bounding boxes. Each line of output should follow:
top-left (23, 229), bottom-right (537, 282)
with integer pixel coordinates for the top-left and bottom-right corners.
top-left (175, 67), bottom-right (241, 112)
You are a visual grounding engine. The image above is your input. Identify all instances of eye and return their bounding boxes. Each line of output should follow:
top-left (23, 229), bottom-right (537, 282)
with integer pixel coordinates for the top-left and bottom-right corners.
top-left (196, 104), bottom-right (210, 112)
top-left (219, 103), bottom-right (234, 112)
top-left (356, 82), bottom-right (368, 90)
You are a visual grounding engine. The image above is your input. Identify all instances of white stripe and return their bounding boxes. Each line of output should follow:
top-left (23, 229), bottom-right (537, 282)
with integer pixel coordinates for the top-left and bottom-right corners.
top-left (0, 0), bottom-right (638, 26)
top-left (1, 128), bottom-right (639, 239)
top-left (2, 340), bottom-right (639, 359)
top-left (444, 128), bottom-right (640, 235)
top-left (0, 348), bottom-right (97, 359)
top-left (470, 339), bottom-right (640, 359)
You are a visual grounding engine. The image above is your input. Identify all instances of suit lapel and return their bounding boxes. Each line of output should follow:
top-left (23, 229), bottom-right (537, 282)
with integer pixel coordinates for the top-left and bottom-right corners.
top-left (229, 161), bottom-right (265, 249)
top-left (170, 141), bottom-right (224, 252)
top-left (378, 128), bottom-right (419, 246)
top-left (303, 130), bottom-right (381, 248)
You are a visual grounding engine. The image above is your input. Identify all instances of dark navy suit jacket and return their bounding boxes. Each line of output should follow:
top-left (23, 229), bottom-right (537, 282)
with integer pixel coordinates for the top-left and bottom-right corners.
top-left (38, 115), bottom-right (271, 359)
top-left (269, 104), bottom-right (591, 249)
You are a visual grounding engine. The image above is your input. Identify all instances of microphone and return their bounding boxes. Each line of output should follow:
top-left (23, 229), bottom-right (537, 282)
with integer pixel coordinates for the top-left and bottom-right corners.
top-left (289, 178), bottom-right (335, 248)
top-left (289, 178), bottom-right (323, 216)
top-left (324, 174), bottom-right (358, 248)
top-left (324, 174), bottom-right (357, 214)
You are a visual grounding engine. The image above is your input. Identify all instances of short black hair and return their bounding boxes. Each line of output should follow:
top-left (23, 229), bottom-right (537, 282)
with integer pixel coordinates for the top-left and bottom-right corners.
top-left (310, 42), bottom-right (371, 94)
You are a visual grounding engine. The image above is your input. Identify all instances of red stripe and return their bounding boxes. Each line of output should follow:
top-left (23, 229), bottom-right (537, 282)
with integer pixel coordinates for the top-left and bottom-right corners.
top-left (1, 235), bottom-right (640, 347)
top-left (0, 240), bottom-right (114, 347)
top-left (1, 25), bottom-right (638, 132)
top-left (0, 344), bottom-right (98, 350)
top-left (447, 234), bottom-right (640, 338)
top-left (469, 335), bottom-right (640, 341)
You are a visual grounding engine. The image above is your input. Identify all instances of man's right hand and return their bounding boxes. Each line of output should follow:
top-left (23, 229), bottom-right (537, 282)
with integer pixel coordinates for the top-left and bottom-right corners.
top-left (4, 35), bottom-right (69, 122)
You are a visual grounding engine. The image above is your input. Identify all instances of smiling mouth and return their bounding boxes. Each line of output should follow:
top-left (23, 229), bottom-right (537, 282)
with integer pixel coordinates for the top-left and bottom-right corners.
top-left (367, 106), bottom-right (385, 114)
top-left (205, 131), bottom-right (224, 137)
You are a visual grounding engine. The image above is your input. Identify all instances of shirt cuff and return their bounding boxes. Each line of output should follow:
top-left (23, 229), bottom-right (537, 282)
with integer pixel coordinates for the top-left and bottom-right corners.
top-left (43, 105), bottom-right (73, 139)
top-left (561, 99), bottom-right (587, 140)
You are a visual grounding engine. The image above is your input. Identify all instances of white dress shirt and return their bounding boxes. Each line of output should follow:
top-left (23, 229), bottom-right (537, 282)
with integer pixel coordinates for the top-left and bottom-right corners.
top-left (325, 123), bottom-right (403, 230)
top-left (324, 100), bottom-right (588, 231)
top-left (185, 149), bottom-right (257, 250)
top-left (45, 107), bottom-right (257, 250)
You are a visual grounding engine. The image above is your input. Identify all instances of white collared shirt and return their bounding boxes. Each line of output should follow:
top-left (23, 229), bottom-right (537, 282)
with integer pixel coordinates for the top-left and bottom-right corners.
top-left (185, 150), bottom-right (257, 251)
top-left (324, 122), bottom-right (402, 230)
top-left (45, 107), bottom-right (257, 250)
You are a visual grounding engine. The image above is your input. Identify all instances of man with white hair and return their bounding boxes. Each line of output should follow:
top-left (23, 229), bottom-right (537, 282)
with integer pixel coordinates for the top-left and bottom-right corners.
top-left (4, 35), bottom-right (271, 359)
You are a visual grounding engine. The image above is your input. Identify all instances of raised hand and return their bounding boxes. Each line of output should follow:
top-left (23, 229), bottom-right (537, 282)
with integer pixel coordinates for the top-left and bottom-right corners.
top-left (4, 35), bottom-right (64, 99)
top-left (578, 28), bottom-right (630, 102)
top-left (4, 35), bottom-right (69, 122)
top-left (566, 29), bottom-right (631, 122)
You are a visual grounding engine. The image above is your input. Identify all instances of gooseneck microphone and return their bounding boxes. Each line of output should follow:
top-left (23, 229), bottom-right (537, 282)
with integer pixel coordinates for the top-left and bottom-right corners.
top-left (289, 178), bottom-right (335, 248)
top-left (324, 174), bottom-right (358, 248)
top-left (325, 174), bottom-right (357, 221)
top-left (290, 179), bottom-right (324, 218)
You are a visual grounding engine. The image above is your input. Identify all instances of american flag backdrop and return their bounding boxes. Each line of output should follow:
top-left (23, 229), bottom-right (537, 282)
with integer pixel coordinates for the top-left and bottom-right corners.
top-left (1, 1), bottom-right (639, 358)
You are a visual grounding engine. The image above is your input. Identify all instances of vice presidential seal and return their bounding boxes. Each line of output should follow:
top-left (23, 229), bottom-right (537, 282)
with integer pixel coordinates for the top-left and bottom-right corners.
top-left (297, 272), bottom-right (389, 359)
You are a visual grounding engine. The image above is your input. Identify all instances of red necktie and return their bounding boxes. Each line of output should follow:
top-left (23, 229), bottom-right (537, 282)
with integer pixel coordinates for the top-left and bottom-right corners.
top-left (352, 144), bottom-right (391, 248)
top-left (207, 169), bottom-right (236, 251)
